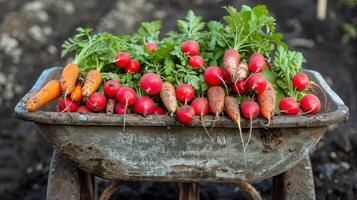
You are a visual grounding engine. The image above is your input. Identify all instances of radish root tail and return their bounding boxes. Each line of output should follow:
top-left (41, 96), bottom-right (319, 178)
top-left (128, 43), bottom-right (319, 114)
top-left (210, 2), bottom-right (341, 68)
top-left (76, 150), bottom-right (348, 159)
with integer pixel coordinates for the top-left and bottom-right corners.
top-left (237, 119), bottom-right (247, 168)
top-left (210, 112), bottom-right (220, 133)
top-left (201, 116), bottom-right (214, 142)
top-left (123, 99), bottom-right (128, 132)
top-left (215, 73), bottom-right (229, 94)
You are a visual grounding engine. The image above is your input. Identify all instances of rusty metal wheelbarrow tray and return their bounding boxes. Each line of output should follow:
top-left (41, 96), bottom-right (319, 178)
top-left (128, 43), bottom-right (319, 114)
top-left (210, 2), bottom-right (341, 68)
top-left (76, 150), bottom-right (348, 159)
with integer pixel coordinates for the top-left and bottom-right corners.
top-left (14, 67), bottom-right (349, 184)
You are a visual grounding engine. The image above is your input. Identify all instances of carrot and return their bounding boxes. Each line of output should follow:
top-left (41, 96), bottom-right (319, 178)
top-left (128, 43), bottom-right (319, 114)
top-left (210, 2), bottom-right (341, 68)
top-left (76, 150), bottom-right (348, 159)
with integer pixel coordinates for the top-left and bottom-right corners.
top-left (70, 82), bottom-right (83, 102)
top-left (224, 96), bottom-right (246, 167)
top-left (106, 99), bottom-right (115, 114)
top-left (26, 80), bottom-right (61, 112)
top-left (60, 63), bottom-right (80, 94)
top-left (160, 82), bottom-right (177, 115)
top-left (257, 81), bottom-right (276, 126)
top-left (82, 70), bottom-right (102, 97)
top-left (207, 86), bottom-right (225, 132)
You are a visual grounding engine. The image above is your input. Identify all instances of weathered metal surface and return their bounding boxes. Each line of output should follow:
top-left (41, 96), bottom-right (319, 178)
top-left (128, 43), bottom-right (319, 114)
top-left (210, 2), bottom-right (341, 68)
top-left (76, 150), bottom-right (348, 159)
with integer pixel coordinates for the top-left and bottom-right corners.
top-left (15, 67), bottom-right (349, 128)
top-left (13, 67), bottom-right (348, 184)
top-left (273, 156), bottom-right (315, 200)
top-left (47, 151), bottom-right (81, 200)
top-left (38, 124), bottom-right (325, 183)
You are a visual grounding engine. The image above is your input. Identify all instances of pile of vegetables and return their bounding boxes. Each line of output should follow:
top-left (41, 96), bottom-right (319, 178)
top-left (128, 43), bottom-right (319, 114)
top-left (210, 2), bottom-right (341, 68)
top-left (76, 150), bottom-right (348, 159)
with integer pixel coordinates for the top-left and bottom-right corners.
top-left (26, 5), bottom-right (324, 131)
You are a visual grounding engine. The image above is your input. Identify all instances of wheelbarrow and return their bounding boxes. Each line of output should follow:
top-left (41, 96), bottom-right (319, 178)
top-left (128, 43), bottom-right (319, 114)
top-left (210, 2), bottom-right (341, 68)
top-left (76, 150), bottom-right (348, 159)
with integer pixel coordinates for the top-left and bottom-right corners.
top-left (14, 67), bottom-right (349, 200)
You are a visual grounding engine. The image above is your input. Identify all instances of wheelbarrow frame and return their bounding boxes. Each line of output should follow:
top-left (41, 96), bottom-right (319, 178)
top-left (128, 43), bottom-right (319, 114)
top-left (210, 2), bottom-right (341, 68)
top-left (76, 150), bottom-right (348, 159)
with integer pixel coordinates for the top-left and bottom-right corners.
top-left (14, 67), bottom-right (349, 199)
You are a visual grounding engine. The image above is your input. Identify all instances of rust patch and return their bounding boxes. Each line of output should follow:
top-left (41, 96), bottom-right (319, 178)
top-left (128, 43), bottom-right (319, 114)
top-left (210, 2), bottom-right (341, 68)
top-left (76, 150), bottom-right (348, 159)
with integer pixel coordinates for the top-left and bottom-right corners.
top-left (260, 129), bottom-right (283, 153)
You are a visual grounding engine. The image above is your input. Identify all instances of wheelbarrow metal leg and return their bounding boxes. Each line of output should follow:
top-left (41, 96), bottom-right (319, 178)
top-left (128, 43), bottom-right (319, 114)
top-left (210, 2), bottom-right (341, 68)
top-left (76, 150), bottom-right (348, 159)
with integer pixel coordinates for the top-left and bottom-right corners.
top-left (179, 183), bottom-right (200, 200)
top-left (273, 155), bottom-right (316, 200)
top-left (80, 171), bottom-right (96, 200)
top-left (46, 150), bottom-right (81, 200)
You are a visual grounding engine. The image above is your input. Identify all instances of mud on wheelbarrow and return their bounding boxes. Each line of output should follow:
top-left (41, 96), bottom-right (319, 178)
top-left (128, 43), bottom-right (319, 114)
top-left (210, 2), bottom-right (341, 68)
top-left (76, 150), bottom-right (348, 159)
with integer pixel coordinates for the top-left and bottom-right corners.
top-left (14, 67), bottom-right (349, 199)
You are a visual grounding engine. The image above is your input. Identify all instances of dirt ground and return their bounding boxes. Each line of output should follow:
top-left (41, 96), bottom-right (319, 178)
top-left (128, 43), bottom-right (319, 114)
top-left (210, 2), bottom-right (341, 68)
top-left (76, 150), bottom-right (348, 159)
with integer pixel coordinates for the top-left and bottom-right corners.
top-left (0, 0), bottom-right (356, 199)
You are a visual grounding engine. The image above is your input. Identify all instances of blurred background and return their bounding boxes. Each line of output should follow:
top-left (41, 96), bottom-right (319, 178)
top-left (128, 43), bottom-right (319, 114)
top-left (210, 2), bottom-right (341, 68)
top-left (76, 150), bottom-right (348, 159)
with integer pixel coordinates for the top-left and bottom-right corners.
top-left (0, 0), bottom-right (356, 199)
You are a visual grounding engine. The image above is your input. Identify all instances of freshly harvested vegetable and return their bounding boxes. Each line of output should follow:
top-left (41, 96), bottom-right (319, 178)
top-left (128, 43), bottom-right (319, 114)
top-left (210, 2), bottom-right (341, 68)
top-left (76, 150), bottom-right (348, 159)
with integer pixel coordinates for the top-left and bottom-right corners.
top-left (246, 73), bottom-right (267, 94)
top-left (224, 96), bottom-right (245, 166)
top-left (160, 82), bottom-right (177, 115)
top-left (188, 55), bottom-right (205, 69)
top-left (77, 105), bottom-right (91, 113)
top-left (181, 40), bottom-right (200, 56)
top-left (82, 70), bottom-right (102, 97)
top-left (153, 107), bottom-right (165, 115)
top-left (115, 52), bottom-right (131, 68)
top-left (176, 105), bottom-right (195, 124)
top-left (191, 97), bottom-right (212, 141)
top-left (233, 79), bottom-right (248, 95)
top-left (70, 82), bottom-right (83, 102)
top-left (26, 80), bottom-right (61, 112)
top-left (116, 87), bottom-right (138, 106)
top-left (223, 49), bottom-right (240, 82)
top-left (223, 71), bottom-right (233, 86)
top-left (292, 72), bottom-right (309, 91)
top-left (134, 96), bottom-right (156, 116)
top-left (104, 80), bottom-right (121, 99)
top-left (60, 63), bottom-right (80, 95)
top-left (300, 94), bottom-right (321, 114)
top-left (175, 84), bottom-right (195, 104)
top-left (106, 99), bottom-right (115, 114)
top-left (139, 73), bottom-right (163, 95)
top-left (248, 53), bottom-right (266, 73)
top-left (86, 92), bottom-right (107, 112)
top-left (58, 98), bottom-right (78, 112)
top-left (204, 66), bottom-right (224, 86)
top-left (257, 82), bottom-right (276, 125)
top-left (207, 86), bottom-right (225, 123)
top-left (279, 97), bottom-right (299, 115)
top-left (240, 100), bottom-right (260, 159)
top-left (124, 59), bottom-right (141, 73)
top-left (146, 42), bottom-right (158, 53)
top-left (237, 62), bottom-right (248, 80)
top-left (114, 103), bottom-right (126, 114)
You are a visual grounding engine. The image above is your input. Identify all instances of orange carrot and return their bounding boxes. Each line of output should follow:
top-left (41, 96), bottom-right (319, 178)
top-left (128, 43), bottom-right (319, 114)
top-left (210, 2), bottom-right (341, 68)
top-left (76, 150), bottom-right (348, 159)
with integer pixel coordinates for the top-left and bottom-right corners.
top-left (60, 63), bottom-right (80, 94)
top-left (26, 80), bottom-right (61, 112)
top-left (70, 82), bottom-right (83, 102)
top-left (257, 81), bottom-right (276, 126)
top-left (207, 86), bottom-right (225, 117)
top-left (82, 70), bottom-right (102, 97)
top-left (160, 82), bottom-right (177, 115)
top-left (224, 96), bottom-right (247, 167)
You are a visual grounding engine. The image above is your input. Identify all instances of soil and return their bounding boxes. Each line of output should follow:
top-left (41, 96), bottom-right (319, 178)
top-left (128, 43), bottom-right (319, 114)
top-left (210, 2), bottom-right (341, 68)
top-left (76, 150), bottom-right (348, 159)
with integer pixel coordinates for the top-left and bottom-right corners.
top-left (0, 0), bottom-right (356, 199)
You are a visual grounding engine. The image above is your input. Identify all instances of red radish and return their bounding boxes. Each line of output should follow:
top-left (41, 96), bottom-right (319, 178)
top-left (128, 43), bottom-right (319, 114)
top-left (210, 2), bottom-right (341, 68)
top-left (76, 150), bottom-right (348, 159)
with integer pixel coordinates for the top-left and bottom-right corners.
top-left (191, 97), bottom-right (212, 141)
top-left (248, 53), bottom-right (266, 73)
top-left (240, 100), bottom-right (260, 155)
top-left (237, 62), bottom-right (249, 80)
top-left (134, 96), bottom-right (156, 116)
top-left (292, 72), bottom-right (309, 90)
top-left (223, 71), bottom-right (233, 86)
top-left (116, 87), bottom-right (137, 106)
top-left (104, 80), bottom-right (121, 99)
top-left (191, 98), bottom-right (209, 116)
top-left (204, 66), bottom-right (224, 86)
top-left (114, 103), bottom-right (126, 114)
top-left (86, 92), bottom-right (107, 112)
top-left (176, 105), bottom-right (195, 124)
top-left (139, 73), bottom-right (163, 95)
top-left (292, 72), bottom-right (327, 108)
top-left (300, 94), bottom-right (321, 114)
top-left (233, 79), bottom-right (248, 95)
top-left (124, 59), bottom-right (141, 73)
top-left (175, 84), bottom-right (195, 104)
top-left (181, 40), bottom-right (200, 56)
top-left (116, 87), bottom-right (138, 131)
top-left (246, 73), bottom-right (267, 94)
top-left (188, 55), bottom-right (204, 69)
top-left (223, 49), bottom-right (240, 81)
top-left (58, 98), bottom-right (78, 112)
top-left (76, 105), bottom-right (91, 113)
top-left (146, 42), bottom-right (158, 53)
top-left (115, 52), bottom-right (131, 68)
top-left (241, 100), bottom-right (260, 120)
top-left (153, 107), bottom-right (165, 115)
top-left (279, 97), bottom-right (299, 115)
